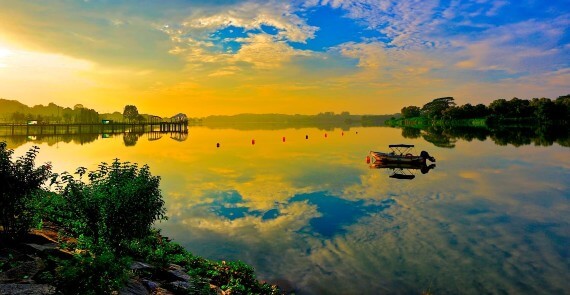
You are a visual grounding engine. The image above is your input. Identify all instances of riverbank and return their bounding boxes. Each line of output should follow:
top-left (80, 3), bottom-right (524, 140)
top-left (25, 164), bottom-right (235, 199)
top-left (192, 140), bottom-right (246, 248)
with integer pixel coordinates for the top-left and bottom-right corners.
top-left (0, 223), bottom-right (280, 295)
top-left (384, 117), bottom-right (487, 128)
top-left (0, 142), bottom-right (280, 295)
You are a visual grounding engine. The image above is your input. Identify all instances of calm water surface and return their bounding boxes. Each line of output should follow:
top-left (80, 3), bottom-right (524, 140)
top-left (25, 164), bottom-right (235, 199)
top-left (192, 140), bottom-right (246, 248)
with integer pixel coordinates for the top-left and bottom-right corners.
top-left (4, 127), bottom-right (569, 294)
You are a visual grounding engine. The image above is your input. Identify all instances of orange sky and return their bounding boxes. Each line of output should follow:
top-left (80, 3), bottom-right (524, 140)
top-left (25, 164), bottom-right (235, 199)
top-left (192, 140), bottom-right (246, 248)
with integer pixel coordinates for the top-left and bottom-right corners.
top-left (0, 1), bottom-right (568, 117)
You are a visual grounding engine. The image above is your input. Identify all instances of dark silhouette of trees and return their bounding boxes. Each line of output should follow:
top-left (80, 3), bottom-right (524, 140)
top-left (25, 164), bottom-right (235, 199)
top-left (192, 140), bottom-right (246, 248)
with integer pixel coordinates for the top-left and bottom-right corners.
top-left (397, 95), bottom-right (569, 125)
top-left (421, 97), bottom-right (456, 119)
top-left (123, 105), bottom-right (139, 122)
top-left (401, 106), bottom-right (421, 118)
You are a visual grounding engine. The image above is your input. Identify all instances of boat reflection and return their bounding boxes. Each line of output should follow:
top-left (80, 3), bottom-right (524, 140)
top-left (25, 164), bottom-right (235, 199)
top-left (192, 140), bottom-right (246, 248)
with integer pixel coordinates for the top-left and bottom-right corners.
top-left (369, 162), bottom-right (436, 180)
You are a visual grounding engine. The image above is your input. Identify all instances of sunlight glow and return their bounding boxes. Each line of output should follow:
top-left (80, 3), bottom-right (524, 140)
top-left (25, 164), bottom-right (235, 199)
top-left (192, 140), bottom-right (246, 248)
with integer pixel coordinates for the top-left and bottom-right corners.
top-left (0, 47), bottom-right (12, 58)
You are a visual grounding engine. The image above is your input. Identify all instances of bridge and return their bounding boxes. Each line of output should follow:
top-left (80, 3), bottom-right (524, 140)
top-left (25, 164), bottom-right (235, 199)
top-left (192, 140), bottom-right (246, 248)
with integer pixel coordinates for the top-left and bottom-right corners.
top-left (0, 114), bottom-right (189, 139)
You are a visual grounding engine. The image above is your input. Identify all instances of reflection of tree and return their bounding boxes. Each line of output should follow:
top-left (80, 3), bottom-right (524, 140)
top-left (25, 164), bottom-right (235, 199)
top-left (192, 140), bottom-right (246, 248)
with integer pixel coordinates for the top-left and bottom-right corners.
top-left (74, 133), bottom-right (99, 145)
top-left (404, 124), bottom-right (570, 148)
top-left (401, 127), bottom-right (421, 139)
top-left (421, 127), bottom-right (456, 148)
top-left (123, 132), bottom-right (143, 147)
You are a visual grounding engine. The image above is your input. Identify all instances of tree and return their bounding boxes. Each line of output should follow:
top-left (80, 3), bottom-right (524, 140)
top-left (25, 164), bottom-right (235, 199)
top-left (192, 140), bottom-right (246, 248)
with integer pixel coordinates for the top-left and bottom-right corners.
top-left (421, 97), bottom-right (455, 119)
top-left (489, 98), bottom-right (509, 116)
top-left (0, 142), bottom-right (51, 240)
top-left (123, 105), bottom-right (139, 122)
top-left (401, 106), bottom-right (421, 118)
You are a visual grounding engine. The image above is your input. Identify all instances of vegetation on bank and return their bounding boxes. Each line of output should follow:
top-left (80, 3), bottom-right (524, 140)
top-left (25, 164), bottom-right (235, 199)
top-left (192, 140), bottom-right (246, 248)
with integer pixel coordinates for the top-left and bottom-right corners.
top-left (384, 95), bottom-right (570, 148)
top-left (0, 141), bottom-right (280, 294)
top-left (386, 95), bottom-right (569, 128)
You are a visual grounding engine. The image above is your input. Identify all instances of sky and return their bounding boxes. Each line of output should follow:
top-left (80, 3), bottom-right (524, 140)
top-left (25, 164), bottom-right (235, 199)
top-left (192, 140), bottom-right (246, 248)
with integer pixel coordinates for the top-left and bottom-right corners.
top-left (0, 0), bottom-right (568, 116)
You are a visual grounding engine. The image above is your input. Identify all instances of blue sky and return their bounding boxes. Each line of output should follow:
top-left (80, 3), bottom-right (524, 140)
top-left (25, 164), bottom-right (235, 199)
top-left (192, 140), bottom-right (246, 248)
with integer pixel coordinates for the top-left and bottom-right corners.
top-left (0, 0), bottom-right (568, 115)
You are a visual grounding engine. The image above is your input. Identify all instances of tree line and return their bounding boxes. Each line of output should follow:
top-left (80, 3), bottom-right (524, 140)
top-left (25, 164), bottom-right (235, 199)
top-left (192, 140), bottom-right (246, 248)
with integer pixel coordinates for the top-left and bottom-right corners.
top-left (0, 99), bottom-right (156, 123)
top-left (400, 95), bottom-right (569, 124)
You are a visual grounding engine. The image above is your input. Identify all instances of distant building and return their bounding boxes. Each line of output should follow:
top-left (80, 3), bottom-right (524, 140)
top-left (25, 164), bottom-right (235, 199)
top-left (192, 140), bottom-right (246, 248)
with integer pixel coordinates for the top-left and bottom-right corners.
top-left (74, 104), bottom-right (84, 110)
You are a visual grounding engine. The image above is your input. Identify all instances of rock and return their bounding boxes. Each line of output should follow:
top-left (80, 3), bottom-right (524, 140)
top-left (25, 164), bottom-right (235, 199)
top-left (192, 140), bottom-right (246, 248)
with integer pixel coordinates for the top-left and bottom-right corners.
top-left (210, 284), bottom-right (227, 295)
top-left (119, 279), bottom-right (149, 295)
top-left (0, 283), bottom-right (56, 295)
top-left (130, 261), bottom-right (154, 271)
top-left (141, 279), bottom-right (158, 292)
top-left (154, 287), bottom-right (175, 295)
top-left (23, 243), bottom-right (73, 260)
top-left (167, 281), bottom-right (194, 292)
top-left (163, 265), bottom-right (191, 282)
top-left (0, 258), bottom-right (44, 283)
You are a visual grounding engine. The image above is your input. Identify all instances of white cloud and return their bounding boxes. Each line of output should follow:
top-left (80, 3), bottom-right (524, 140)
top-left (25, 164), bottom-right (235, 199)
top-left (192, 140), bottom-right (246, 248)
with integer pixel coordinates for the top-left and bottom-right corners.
top-left (452, 16), bottom-right (570, 73)
top-left (159, 1), bottom-right (318, 70)
top-left (309, 0), bottom-right (442, 48)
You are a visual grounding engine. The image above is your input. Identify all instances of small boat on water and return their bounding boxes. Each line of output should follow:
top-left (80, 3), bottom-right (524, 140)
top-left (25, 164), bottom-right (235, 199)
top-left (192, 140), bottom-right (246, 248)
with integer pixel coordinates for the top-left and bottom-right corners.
top-left (366, 144), bottom-right (436, 165)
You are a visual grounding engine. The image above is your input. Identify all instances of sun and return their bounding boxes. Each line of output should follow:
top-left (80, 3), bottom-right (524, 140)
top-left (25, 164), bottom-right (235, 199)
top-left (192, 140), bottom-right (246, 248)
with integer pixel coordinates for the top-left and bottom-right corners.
top-left (0, 47), bottom-right (13, 58)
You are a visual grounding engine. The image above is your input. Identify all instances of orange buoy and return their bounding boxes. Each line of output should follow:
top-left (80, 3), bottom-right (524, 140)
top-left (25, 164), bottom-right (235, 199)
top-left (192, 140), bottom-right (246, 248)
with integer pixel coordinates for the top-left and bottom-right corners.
top-left (342, 132), bottom-right (344, 136)
top-left (366, 156), bottom-right (370, 164)
top-left (325, 133), bottom-right (328, 138)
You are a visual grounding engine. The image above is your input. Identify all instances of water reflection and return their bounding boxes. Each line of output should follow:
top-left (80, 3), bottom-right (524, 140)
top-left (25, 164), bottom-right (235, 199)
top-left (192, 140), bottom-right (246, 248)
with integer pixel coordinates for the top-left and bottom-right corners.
top-left (3, 126), bottom-right (569, 294)
top-left (370, 162), bottom-right (436, 180)
top-left (401, 125), bottom-right (570, 148)
top-left (0, 130), bottom-right (188, 149)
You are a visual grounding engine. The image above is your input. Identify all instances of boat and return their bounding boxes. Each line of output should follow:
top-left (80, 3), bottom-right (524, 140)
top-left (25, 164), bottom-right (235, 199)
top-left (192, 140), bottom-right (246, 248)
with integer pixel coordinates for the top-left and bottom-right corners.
top-left (366, 144), bottom-right (436, 165)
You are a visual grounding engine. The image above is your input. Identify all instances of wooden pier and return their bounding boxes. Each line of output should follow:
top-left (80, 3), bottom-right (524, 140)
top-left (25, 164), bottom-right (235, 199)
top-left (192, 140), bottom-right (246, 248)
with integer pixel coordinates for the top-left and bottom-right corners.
top-left (0, 121), bottom-right (188, 136)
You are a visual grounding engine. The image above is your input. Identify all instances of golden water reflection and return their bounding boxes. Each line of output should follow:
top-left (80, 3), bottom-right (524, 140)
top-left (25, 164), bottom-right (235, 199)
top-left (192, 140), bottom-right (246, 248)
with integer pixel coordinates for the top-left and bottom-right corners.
top-left (5, 127), bottom-right (569, 294)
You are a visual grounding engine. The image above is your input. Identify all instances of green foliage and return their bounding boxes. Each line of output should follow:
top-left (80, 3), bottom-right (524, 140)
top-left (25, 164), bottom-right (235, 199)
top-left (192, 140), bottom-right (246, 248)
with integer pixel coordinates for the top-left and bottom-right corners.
top-left (187, 259), bottom-right (279, 295)
top-left (47, 160), bottom-right (167, 253)
top-left (0, 142), bottom-right (51, 240)
top-left (421, 97), bottom-right (456, 119)
top-left (123, 105), bottom-right (139, 122)
top-left (125, 230), bottom-right (190, 268)
top-left (56, 250), bottom-right (131, 295)
top-left (401, 106), bottom-right (421, 118)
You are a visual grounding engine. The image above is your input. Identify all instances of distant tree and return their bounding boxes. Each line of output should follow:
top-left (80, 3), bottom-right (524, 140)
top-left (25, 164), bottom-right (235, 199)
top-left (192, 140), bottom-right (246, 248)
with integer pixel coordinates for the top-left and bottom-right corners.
top-left (401, 106), bottom-right (421, 118)
top-left (11, 112), bottom-right (26, 123)
top-left (530, 97), bottom-right (563, 123)
top-left (421, 97), bottom-right (455, 119)
top-left (555, 95), bottom-right (570, 122)
top-left (507, 97), bottom-right (532, 117)
top-left (472, 104), bottom-right (489, 118)
top-left (75, 108), bottom-right (100, 123)
top-left (123, 105), bottom-right (139, 122)
top-left (489, 99), bottom-right (509, 117)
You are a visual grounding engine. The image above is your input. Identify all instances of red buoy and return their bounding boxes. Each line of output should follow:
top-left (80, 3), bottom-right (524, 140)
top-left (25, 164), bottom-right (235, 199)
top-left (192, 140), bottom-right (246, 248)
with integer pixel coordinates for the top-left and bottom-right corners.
top-left (342, 132), bottom-right (344, 136)
top-left (366, 156), bottom-right (370, 164)
top-left (282, 136), bottom-right (286, 142)
top-left (325, 133), bottom-right (328, 138)
top-left (252, 139), bottom-right (255, 145)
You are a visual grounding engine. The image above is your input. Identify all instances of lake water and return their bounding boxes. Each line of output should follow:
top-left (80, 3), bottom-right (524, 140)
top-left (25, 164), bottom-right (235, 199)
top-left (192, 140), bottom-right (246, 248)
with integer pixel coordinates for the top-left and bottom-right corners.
top-left (3, 126), bottom-right (569, 294)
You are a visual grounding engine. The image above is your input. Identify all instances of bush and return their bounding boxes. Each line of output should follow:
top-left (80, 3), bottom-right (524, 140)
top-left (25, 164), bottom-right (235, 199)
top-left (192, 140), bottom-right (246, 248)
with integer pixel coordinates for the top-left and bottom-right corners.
top-left (0, 142), bottom-right (51, 240)
top-left (56, 250), bottom-right (131, 295)
top-left (49, 159), bottom-right (167, 253)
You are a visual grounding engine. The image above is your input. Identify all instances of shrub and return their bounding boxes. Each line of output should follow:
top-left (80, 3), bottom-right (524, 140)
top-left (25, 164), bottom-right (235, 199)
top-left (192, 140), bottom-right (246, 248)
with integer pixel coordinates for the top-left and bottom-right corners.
top-left (0, 142), bottom-right (51, 240)
top-left (50, 159), bottom-right (167, 253)
top-left (56, 250), bottom-right (131, 295)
